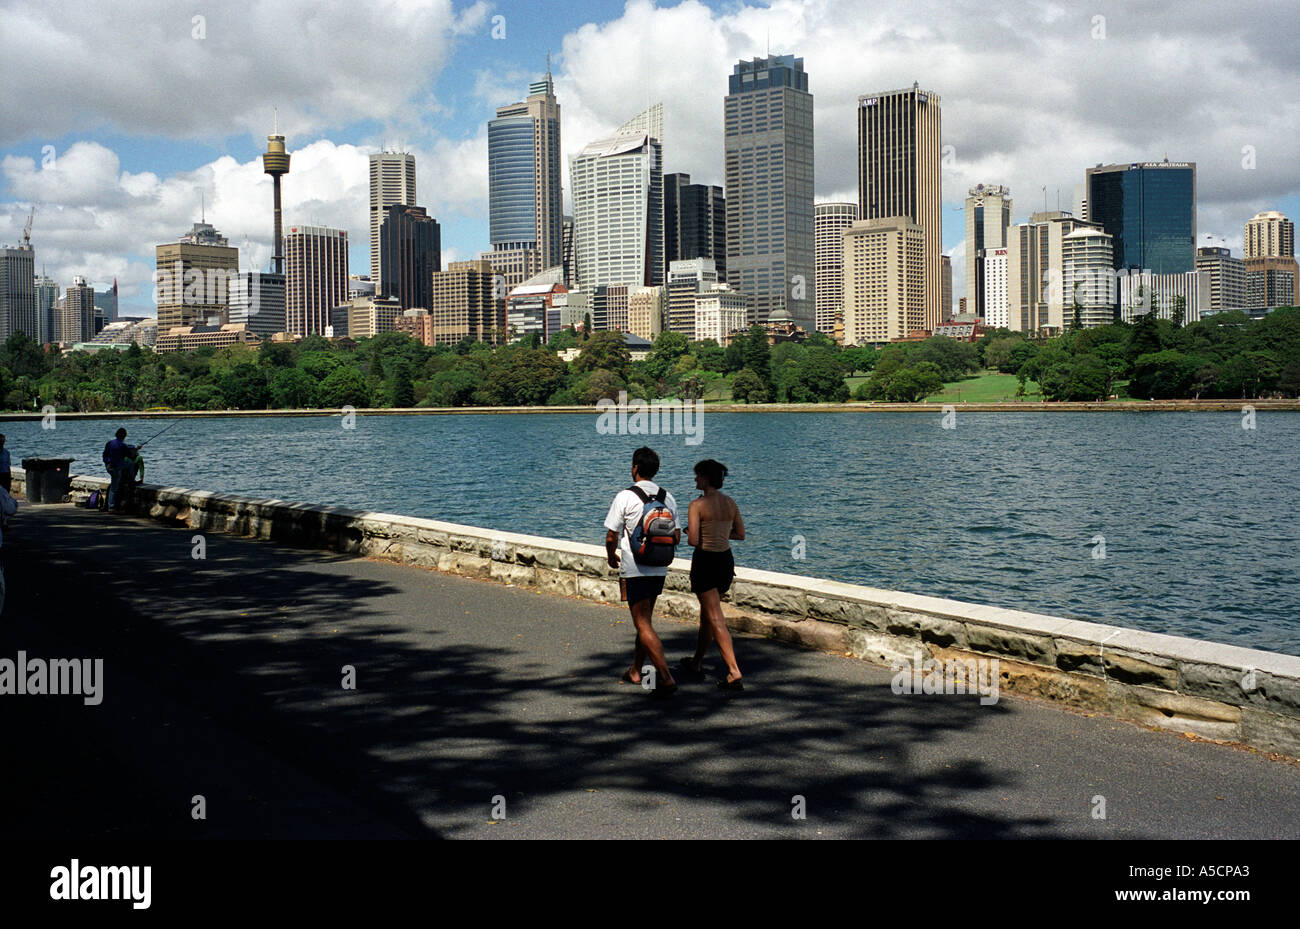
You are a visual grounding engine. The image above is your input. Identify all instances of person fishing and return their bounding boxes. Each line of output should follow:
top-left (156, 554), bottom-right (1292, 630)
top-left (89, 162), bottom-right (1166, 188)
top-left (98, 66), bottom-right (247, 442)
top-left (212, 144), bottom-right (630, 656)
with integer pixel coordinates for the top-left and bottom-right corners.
top-left (102, 428), bottom-right (137, 513)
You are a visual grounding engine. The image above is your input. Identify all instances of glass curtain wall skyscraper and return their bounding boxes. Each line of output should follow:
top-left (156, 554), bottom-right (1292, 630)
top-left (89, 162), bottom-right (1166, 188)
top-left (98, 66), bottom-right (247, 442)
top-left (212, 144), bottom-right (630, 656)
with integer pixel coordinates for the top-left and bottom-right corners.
top-left (724, 55), bottom-right (814, 330)
top-left (369, 151), bottom-right (416, 288)
top-left (1086, 161), bottom-right (1196, 274)
top-left (488, 69), bottom-right (563, 289)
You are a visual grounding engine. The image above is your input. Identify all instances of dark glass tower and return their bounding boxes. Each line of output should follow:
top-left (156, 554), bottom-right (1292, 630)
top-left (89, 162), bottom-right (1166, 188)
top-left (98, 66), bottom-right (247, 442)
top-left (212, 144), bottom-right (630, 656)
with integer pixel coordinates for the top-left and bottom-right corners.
top-left (1086, 162), bottom-right (1196, 274)
top-left (666, 173), bottom-right (727, 281)
top-left (379, 204), bottom-right (441, 311)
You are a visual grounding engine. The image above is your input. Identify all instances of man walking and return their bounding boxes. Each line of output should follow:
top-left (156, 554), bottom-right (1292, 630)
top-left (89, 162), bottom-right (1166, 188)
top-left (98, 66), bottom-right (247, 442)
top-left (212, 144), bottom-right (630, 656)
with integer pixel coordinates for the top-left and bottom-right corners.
top-left (604, 446), bottom-right (679, 698)
top-left (102, 428), bottom-right (137, 513)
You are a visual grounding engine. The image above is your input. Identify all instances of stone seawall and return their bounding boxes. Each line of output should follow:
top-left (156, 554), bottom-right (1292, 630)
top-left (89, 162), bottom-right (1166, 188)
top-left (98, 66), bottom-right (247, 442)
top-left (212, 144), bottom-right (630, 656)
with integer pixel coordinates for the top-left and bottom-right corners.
top-left (17, 467), bottom-right (1300, 760)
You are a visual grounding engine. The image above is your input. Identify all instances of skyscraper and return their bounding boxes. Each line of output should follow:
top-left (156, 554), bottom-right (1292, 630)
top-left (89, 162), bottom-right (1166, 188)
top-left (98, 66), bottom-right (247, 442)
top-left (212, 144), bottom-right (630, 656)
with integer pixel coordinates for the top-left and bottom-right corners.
top-left (842, 218), bottom-right (925, 345)
top-left (665, 173), bottom-right (726, 280)
top-left (1061, 227), bottom-right (1116, 328)
top-left (1005, 211), bottom-right (1100, 332)
top-left (285, 225), bottom-right (348, 336)
top-left (35, 274), bottom-right (58, 344)
top-left (155, 222), bottom-right (239, 331)
top-left (56, 277), bottom-right (96, 343)
top-left (488, 68), bottom-right (563, 289)
top-left (1086, 161), bottom-right (1196, 274)
top-left (1244, 210), bottom-right (1295, 259)
top-left (228, 271), bottom-right (287, 337)
top-left (666, 257), bottom-right (719, 337)
top-left (1243, 211), bottom-right (1298, 309)
top-left (1195, 247), bottom-right (1247, 310)
top-left (428, 259), bottom-right (501, 345)
top-left (379, 204), bottom-right (441, 311)
top-left (964, 184), bottom-right (1012, 319)
top-left (724, 55), bottom-right (814, 330)
top-left (0, 245), bottom-right (36, 341)
top-left (858, 84), bottom-right (943, 329)
top-left (369, 151), bottom-right (416, 288)
top-left (813, 202), bottom-right (858, 334)
top-left (571, 104), bottom-right (664, 291)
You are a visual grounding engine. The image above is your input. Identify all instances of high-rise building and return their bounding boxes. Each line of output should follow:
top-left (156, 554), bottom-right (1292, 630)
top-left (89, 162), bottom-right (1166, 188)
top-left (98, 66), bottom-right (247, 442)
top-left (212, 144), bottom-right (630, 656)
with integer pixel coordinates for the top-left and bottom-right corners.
top-left (1118, 270), bottom-right (1210, 323)
top-left (285, 225), bottom-right (348, 337)
top-left (842, 218), bottom-right (925, 345)
top-left (964, 184), bottom-right (1012, 319)
top-left (561, 216), bottom-right (575, 287)
top-left (0, 245), bottom-right (36, 341)
top-left (155, 222), bottom-right (239, 330)
top-left (92, 279), bottom-right (118, 324)
top-left (666, 257), bottom-right (720, 337)
top-left (725, 54), bottom-right (814, 330)
top-left (336, 295), bottom-right (402, 340)
top-left (489, 68), bottom-right (563, 289)
top-left (665, 173), bottom-right (727, 281)
top-left (1086, 161), bottom-right (1196, 274)
top-left (369, 151), bottom-right (416, 287)
top-left (379, 204), bottom-right (441, 311)
top-left (262, 123), bottom-right (291, 274)
top-left (1243, 211), bottom-right (1297, 309)
top-left (858, 84), bottom-right (943, 328)
top-left (35, 274), bottom-right (58, 344)
top-left (571, 104), bottom-right (664, 291)
top-left (1061, 227), bottom-right (1116, 328)
top-left (590, 284), bottom-right (630, 332)
top-left (941, 255), bottom-right (953, 321)
top-left (983, 249), bottom-right (1009, 329)
top-left (506, 278), bottom-right (567, 344)
top-left (56, 277), bottom-right (96, 343)
top-left (1244, 211), bottom-right (1295, 259)
top-left (814, 202), bottom-right (858, 334)
top-left (428, 259), bottom-right (501, 345)
top-left (1195, 247), bottom-right (1247, 310)
top-left (627, 285), bottom-right (666, 342)
top-left (228, 270), bottom-right (287, 337)
top-left (1005, 211), bottom-right (1101, 333)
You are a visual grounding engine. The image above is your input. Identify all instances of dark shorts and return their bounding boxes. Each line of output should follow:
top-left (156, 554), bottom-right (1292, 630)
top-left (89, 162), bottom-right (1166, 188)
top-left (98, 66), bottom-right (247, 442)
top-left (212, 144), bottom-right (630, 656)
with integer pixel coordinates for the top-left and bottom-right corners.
top-left (690, 548), bottom-right (735, 595)
top-left (625, 574), bottom-right (665, 606)
top-left (0, 474), bottom-right (9, 492)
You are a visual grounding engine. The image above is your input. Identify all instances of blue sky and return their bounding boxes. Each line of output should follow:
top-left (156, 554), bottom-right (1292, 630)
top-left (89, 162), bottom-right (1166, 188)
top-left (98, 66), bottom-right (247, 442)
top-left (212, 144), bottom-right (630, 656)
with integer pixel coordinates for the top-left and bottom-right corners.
top-left (3, 0), bottom-right (1297, 314)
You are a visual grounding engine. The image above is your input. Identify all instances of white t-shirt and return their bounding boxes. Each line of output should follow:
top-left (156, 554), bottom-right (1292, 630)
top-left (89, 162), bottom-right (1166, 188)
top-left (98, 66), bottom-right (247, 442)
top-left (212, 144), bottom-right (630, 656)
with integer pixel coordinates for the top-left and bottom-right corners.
top-left (604, 480), bottom-right (679, 578)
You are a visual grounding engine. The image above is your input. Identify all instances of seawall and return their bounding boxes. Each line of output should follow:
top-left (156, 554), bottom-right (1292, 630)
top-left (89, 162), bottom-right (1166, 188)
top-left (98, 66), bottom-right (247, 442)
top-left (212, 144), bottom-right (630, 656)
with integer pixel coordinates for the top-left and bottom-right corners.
top-left (15, 467), bottom-right (1300, 760)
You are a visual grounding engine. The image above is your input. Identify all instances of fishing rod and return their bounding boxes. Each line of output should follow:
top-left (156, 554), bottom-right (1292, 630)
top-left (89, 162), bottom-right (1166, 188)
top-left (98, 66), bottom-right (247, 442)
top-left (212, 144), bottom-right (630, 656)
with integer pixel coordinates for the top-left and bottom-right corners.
top-left (135, 418), bottom-right (184, 450)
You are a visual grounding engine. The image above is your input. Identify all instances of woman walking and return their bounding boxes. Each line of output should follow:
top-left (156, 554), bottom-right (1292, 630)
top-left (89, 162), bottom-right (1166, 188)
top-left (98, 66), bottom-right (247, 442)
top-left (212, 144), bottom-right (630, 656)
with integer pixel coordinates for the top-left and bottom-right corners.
top-left (680, 459), bottom-right (746, 690)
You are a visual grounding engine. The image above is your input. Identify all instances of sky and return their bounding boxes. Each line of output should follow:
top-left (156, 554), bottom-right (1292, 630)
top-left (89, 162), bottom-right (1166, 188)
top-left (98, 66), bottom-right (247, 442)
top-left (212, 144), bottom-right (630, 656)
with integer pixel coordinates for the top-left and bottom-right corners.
top-left (2, 0), bottom-right (1298, 316)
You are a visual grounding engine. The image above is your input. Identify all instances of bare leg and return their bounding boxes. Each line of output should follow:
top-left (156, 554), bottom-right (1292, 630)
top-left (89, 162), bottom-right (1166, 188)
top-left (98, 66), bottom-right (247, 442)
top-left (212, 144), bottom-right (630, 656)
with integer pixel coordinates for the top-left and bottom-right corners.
top-left (690, 595), bottom-right (715, 668)
top-left (631, 597), bottom-right (675, 688)
top-left (699, 589), bottom-right (741, 682)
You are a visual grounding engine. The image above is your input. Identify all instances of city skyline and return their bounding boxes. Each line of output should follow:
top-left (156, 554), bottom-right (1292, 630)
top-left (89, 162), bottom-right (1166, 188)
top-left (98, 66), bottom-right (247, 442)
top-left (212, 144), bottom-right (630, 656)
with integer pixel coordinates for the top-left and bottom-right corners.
top-left (1, 0), bottom-right (1298, 317)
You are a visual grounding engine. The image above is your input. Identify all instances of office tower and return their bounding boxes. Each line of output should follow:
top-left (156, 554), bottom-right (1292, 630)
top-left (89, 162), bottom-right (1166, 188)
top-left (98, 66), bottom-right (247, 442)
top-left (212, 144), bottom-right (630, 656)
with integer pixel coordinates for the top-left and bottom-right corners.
top-left (0, 245), bottom-right (36, 341)
top-left (665, 173), bottom-right (727, 281)
top-left (694, 284), bottom-right (748, 344)
top-left (92, 279), bottom-right (118, 323)
top-left (588, 284), bottom-right (630, 332)
top-left (56, 277), bottom-right (96, 343)
top-left (35, 274), bottom-right (58, 343)
top-left (725, 55), bottom-right (814, 330)
top-left (858, 84), bottom-right (942, 328)
top-left (1118, 270), bottom-right (1210, 323)
top-left (1244, 211), bottom-right (1295, 259)
top-left (1005, 211), bottom-right (1100, 332)
top-left (428, 259), bottom-right (501, 345)
top-left (285, 225), bottom-right (348, 336)
top-left (841, 218), bottom-right (925, 345)
top-left (561, 216), bottom-right (574, 287)
top-left (1086, 160), bottom-right (1196, 273)
top-left (1061, 227), bottom-right (1116, 328)
top-left (983, 248), bottom-right (1009, 328)
top-left (379, 204), bottom-right (441, 311)
top-left (336, 295), bottom-right (402, 339)
top-left (506, 278), bottom-right (567, 343)
top-left (627, 285), bottom-right (666, 342)
top-left (262, 123), bottom-right (291, 274)
top-left (666, 257), bottom-right (720, 337)
top-left (1195, 247), bottom-right (1247, 310)
top-left (1243, 211), bottom-right (1298, 308)
top-left (941, 255), bottom-right (953, 321)
top-left (369, 151), bottom-right (417, 287)
top-left (814, 202), bottom-right (858, 334)
top-left (1072, 183), bottom-right (1088, 222)
top-left (571, 104), bottom-right (664, 291)
top-left (228, 270), bottom-right (287, 337)
top-left (488, 68), bottom-right (563, 290)
top-left (155, 222), bottom-right (239, 330)
top-left (964, 184), bottom-right (1012, 319)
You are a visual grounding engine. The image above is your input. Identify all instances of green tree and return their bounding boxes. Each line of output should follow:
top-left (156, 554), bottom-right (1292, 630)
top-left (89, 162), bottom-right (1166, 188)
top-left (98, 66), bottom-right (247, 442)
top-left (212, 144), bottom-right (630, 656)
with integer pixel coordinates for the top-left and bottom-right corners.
top-left (317, 366), bottom-right (372, 407)
top-left (484, 348), bottom-right (568, 405)
top-left (789, 347), bottom-right (851, 402)
top-left (741, 325), bottom-right (771, 387)
top-left (270, 367), bottom-right (317, 408)
top-left (573, 330), bottom-right (631, 379)
top-left (729, 367), bottom-right (767, 403)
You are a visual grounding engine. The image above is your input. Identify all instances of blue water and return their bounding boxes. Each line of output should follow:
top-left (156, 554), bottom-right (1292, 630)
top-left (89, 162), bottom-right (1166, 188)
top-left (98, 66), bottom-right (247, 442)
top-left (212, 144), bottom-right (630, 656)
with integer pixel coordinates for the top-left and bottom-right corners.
top-left (11, 411), bottom-right (1300, 656)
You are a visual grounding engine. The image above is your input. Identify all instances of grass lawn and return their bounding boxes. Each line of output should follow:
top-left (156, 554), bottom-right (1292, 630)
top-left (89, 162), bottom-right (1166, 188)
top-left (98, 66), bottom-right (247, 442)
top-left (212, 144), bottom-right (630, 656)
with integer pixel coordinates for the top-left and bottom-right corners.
top-left (928, 371), bottom-right (1041, 402)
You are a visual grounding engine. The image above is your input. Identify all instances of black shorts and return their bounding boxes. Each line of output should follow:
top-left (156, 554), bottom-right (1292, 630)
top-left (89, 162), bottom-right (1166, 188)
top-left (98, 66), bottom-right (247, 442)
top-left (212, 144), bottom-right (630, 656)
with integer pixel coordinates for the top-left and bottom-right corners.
top-left (625, 575), bottom-right (665, 606)
top-left (690, 548), bottom-right (735, 595)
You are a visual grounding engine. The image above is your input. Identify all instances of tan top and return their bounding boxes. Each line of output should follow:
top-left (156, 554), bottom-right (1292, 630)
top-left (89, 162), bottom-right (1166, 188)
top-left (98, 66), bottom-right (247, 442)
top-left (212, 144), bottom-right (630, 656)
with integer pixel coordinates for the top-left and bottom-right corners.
top-left (693, 494), bottom-right (739, 552)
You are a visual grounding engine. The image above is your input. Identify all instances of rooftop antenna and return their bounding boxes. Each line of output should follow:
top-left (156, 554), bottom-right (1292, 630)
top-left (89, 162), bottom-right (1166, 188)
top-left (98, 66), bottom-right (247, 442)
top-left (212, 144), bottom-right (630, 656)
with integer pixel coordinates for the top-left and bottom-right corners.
top-left (546, 50), bottom-right (552, 79)
top-left (274, 107), bottom-right (279, 134)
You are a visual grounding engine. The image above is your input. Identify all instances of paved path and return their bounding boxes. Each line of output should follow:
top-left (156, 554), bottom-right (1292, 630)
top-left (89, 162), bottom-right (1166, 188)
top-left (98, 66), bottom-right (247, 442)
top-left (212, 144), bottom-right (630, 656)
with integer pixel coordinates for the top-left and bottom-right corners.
top-left (3, 504), bottom-right (1296, 839)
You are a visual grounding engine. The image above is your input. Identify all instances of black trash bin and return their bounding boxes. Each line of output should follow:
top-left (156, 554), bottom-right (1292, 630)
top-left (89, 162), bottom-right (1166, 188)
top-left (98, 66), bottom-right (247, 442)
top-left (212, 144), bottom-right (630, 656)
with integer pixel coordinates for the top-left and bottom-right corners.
top-left (20, 458), bottom-right (75, 504)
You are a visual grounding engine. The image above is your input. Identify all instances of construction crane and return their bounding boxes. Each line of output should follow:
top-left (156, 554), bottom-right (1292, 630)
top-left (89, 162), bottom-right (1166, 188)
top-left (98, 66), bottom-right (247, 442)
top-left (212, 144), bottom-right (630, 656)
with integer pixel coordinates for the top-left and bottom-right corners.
top-left (22, 206), bottom-right (33, 247)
